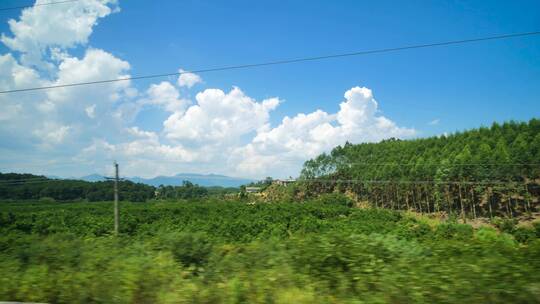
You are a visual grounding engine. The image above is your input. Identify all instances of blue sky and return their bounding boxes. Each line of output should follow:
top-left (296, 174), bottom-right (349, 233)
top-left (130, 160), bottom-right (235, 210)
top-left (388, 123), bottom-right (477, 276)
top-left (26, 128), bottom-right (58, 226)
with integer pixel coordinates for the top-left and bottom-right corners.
top-left (0, 0), bottom-right (539, 179)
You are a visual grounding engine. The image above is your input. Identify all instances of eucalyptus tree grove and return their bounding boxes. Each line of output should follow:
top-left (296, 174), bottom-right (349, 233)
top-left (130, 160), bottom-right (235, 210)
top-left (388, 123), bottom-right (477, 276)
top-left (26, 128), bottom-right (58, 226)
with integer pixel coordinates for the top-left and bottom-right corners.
top-left (300, 119), bottom-right (540, 218)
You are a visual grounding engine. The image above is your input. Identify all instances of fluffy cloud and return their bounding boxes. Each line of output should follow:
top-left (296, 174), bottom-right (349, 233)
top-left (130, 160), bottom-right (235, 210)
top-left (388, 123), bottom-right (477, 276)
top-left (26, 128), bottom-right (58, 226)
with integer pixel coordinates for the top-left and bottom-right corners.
top-left (118, 128), bottom-right (197, 162)
top-left (1, 45), bottom-right (134, 152)
top-left (0, 53), bottom-right (45, 124)
top-left (232, 87), bottom-right (416, 177)
top-left (77, 128), bottom-right (201, 177)
top-left (1, 0), bottom-right (118, 68)
top-left (47, 48), bottom-right (131, 103)
top-left (164, 87), bottom-right (280, 146)
top-left (108, 86), bottom-right (415, 179)
top-left (0, 53), bottom-right (44, 91)
top-left (40, 48), bottom-right (135, 144)
top-left (177, 69), bottom-right (202, 88)
top-left (33, 122), bottom-right (71, 146)
top-left (0, 0), bottom-right (141, 175)
top-left (142, 81), bottom-right (190, 113)
top-left (0, 53), bottom-right (49, 146)
top-left (0, 1), bottom-right (417, 179)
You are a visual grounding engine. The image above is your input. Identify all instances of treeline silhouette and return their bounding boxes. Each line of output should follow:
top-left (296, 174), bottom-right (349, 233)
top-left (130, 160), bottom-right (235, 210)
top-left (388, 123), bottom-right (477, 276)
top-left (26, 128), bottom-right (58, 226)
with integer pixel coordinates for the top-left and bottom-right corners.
top-left (300, 119), bottom-right (540, 218)
top-left (0, 173), bottom-right (155, 202)
top-left (156, 181), bottom-right (209, 199)
top-left (0, 173), bottom-right (239, 202)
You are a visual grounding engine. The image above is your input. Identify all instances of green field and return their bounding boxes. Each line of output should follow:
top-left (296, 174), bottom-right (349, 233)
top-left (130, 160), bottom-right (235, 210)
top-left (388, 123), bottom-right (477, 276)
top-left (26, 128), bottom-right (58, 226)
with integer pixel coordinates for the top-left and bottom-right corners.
top-left (1, 200), bottom-right (539, 303)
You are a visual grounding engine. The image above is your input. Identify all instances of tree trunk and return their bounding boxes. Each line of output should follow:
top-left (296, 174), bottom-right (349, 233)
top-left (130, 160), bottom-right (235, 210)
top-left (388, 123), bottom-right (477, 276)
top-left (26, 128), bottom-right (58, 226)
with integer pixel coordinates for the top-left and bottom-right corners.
top-left (413, 186), bottom-right (422, 213)
top-left (405, 189), bottom-right (410, 211)
top-left (394, 185), bottom-right (399, 210)
top-left (524, 184), bottom-right (531, 214)
top-left (411, 187), bottom-right (417, 211)
top-left (382, 188), bottom-right (387, 209)
top-left (488, 187), bottom-right (493, 219)
top-left (470, 186), bottom-right (477, 219)
top-left (424, 184), bottom-right (431, 213)
top-left (434, 184), bottom-right (440, 213)
top-left (506, 189), bottom-right (513, 218)
top-left (446, 185), bottom-right (452, 214)
top-left (458, 184), bottom-right (466, 223)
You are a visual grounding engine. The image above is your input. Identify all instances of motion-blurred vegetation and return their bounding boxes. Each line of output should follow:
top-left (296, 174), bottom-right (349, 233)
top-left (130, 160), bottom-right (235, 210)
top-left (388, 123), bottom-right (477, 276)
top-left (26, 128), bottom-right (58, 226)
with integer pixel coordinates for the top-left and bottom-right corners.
top-left (1, 200), bottom-right (539, 303)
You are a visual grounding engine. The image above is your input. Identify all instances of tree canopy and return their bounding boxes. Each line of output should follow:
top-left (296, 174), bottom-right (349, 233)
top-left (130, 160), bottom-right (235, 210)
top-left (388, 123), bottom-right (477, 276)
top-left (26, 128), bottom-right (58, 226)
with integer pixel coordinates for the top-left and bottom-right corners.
top-left (301, 119), bottom-right (540, 182)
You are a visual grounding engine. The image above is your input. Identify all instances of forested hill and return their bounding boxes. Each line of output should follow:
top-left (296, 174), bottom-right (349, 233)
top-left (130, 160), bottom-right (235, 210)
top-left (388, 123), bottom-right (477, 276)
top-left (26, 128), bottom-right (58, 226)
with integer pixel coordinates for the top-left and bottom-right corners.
top-left (301, 119), bottom-right (540, 182)
top-left (0, 173), bottom-right (155, 202)
top-left (299, 119), bottom-right (540, 218)
top-left (0, 173), bottom-right (236, 202)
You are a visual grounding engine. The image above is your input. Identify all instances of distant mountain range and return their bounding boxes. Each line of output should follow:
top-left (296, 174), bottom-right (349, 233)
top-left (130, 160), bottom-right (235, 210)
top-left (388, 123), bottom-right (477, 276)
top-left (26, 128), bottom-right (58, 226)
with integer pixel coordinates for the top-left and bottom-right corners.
top-left (78, 173), bottom-right (255, 188)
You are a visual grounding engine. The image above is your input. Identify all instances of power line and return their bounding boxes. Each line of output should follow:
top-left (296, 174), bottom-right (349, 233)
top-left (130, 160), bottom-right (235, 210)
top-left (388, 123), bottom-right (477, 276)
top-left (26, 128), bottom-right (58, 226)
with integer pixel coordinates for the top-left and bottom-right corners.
top-left (0, 177), bottom-right (531, 186)
top-left (280, 162), bottom-right (540, 168)
top-left (305, 162), bottom-right (540, 167)
top-left (296, 179), bottom-right (530, 185)
top-left (1, 31), bottom-right (539, 94)
top-left (0, 162), bottom-right (537, 183)
top-left (2, 161), bottom-right (538, 171)
top-left (237, 157), bottom-right (540, 166)
top-left (0, 0), bottom-right (80, 12)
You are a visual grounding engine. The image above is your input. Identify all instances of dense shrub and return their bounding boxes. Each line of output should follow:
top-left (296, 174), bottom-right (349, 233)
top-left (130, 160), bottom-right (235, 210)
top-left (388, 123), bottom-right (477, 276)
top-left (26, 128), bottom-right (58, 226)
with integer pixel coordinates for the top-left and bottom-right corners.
top-left (156, 232), bottom-right (213, 267)
top-left (435, 223), bottom-right (474, 241)
top-left (491, 217), bottom-right (518, 233)
top-left (312, 192), bottom-right (354, 208)
top-left (512, 226), bottom-right (537, 244)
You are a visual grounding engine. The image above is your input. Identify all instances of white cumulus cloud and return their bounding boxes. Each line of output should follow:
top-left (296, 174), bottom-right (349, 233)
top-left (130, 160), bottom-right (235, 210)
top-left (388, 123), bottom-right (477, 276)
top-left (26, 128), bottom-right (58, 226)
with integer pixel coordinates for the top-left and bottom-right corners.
top-left (1, 0), bottom-right (118, 68)
top-left (33, 122), bottom-right (71, 145)
top-left (177, 69), bottom-right (202, 88)
top-left (142, 81), bottom-right (190, 113)
top-left (232, 86), bottom-right (416, 177)
top-left (164, 87), bottom-right (281, 146)
top-left (0, 0), bottom-right (417, 179)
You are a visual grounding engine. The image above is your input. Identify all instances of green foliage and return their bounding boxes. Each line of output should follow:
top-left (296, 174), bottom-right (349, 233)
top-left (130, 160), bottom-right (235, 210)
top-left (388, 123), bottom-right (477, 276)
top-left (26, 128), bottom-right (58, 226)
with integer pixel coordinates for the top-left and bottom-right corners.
top-left (246, 176), bottom-right (274, 190)
top-left (262, 183), bottom-right (298, 203)
top-left (206, 186), bottom-right (239, 196)
top-left (534, 221), bottom-right (540, 238)
top-left (156, 181), bottom-right (208, 200)
top-left (394, 218), bottom-right (433, 240)
top-left (513, 227), bottom-right (537, 244)
top-left (311, 192), bottom-right (354, 207)
top-left (490, 217), bottom-right (540, 244)
top-left (475, 226), bottom-right (515, 247)
top-left (38, 196), bottom-right (56, 203)
top-left (299, 118), bottom-right (540, 217)
top-left (435, 222), bottom-right (474, 241)
top-left (491, 217), bottom-right (518, 234)
top-left (0, 173), bottom-right (155, 202)
top-left (154, 232), bottom-right (213, 269)
top-left (0, 200), bottom-right (539, 303)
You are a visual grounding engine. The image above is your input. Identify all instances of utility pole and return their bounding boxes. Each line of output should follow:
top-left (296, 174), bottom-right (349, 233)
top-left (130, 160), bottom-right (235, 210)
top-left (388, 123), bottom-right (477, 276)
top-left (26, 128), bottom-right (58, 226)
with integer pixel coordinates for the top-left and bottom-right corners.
top-left (114, 162), bottom-right (119, 235)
